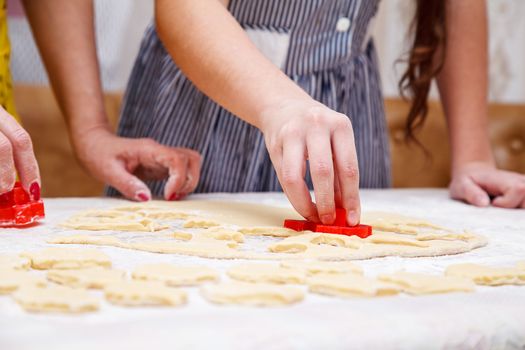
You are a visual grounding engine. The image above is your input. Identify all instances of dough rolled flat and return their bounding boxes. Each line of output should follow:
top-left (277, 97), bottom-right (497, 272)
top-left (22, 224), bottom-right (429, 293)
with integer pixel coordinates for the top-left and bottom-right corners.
top-left (280, 261), bottom-right (363, 275)
top-left (104, 280), bottom-right (187, 307)
top-left (13, 285), bottom-right (99, 313)
top-left (238, 226), bottom-right (299, 237)
top-left (227, 263), bottom-right (306, 284)
top-left (201, 282), bottom-right (304, 306)
top-left (132, 263), bottom-right (219, 286)
top-left (47, 268), bottom-right (126, 289)
top-left (0, 254), bottom-right (31, 270)
top-left (378, 272), bottom-right (475, 295)
top-left (445, 263), bottom-right (525, 286)
top-left (307, 274), bottom-right (400, 298)
top-left (183, 218), bottom-right (221, 228)
top-left (22, 247), bottom-right (112, 270)
top-left (0, 269), bottom-right (47, 294)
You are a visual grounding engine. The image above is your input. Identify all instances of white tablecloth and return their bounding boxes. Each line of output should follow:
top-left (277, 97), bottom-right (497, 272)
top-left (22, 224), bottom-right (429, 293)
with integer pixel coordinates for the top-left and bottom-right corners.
top-left (1, 189), bottom-right (524, 350)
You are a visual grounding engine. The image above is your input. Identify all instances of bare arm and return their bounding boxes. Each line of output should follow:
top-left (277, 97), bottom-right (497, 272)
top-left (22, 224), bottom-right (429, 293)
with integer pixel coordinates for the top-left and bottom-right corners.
top-left (22, 0), bottom-right (201, 201)
top-left (438, 0), bottom-right (525, 208)
top-left (156, 0), bottom-right (361, 224)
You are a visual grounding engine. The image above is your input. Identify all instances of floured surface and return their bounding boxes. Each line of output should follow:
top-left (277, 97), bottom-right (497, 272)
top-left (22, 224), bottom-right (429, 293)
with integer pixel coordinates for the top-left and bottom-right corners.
top-left (1, 190), bottom-right (525, 349)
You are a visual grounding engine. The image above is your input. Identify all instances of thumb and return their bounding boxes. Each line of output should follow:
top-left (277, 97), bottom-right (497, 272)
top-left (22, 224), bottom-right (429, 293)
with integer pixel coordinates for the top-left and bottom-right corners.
top-left (104, 162), bottom-right (152, 201)
top-left (450, 177), bottom-right (490, 207)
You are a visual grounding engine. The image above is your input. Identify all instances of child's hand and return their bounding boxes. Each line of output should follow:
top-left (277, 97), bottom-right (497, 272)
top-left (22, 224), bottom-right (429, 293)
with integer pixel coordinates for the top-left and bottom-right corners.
top-left (74, 128), bottom-right (201, 201)
top-left (261, 98), bottom-right (361, 225)
top-left (0, 108), bottom-right (41, 200)
top-left (449, 161), bottom-right (525, 208)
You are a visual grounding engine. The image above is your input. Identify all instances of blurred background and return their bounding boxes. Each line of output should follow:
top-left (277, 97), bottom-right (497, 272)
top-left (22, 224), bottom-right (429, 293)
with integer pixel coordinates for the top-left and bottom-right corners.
top-left (7, 0), bottom-right (525, 197)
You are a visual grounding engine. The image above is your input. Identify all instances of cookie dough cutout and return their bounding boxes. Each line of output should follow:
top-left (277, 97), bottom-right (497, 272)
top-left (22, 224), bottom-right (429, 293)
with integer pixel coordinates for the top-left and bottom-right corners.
top-left (104, 280), bottom-right (187, 307)
top-left (201, 281), bottom-right (304, 306)
top-left (13, 285), bottom-right (99, 313)
top-left (362, 212), bottom-right (448, 235)
top-left (280, 261), bottom-right (363, 276)
top-left (60, 210), bottom-right (167, 232)
top-left (445, 263), bottom-right (525, 286)
top-left (227, 264), bottom-right (306, 284)
top-left (47, 268), bottom-right (126, 289)
top-left (364, 232), bottom-right (429, 247)
top-left (132, 263), bottom-right (219, 286)
top-left (0, 269), bottom-right (47, 294)
top-left (22, 248), bottom-right (112, 270)
top-left (378, 272), bottom-right (475, 295)
top-left (0, 254), bottom-right (31, 270)
top-left (172, 231), bottom-right (193, 241)
top-left (183, 217), bottom-right (221, 229)
top-left (238, 226), bottom-right (300, 238)
top-left (307, 274), bottom-right (400, 298)
top-left (201, 227), bottom-right (245, 243)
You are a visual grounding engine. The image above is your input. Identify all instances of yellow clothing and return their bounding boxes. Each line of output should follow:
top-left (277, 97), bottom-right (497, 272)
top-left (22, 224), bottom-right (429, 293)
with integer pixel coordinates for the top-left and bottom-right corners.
top-left (0, 0), bottom-right (18, 121)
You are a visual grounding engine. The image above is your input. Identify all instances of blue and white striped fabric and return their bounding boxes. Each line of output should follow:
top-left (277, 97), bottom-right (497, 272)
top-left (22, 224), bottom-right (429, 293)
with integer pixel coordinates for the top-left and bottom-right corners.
top-left (107, 0), bottom-right (391, 197)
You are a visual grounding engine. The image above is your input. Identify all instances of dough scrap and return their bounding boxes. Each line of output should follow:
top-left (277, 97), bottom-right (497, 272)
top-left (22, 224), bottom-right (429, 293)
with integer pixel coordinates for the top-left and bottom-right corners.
top-left (60, 209), bottom-right (167, 232)
top-left (172, 231), bottom-right (193, 241)
top-left (200, 227), bottom-right (245, 243)
top-left (13, 285), bottom-right (99, 313)
top-left (445, 263), bottom-right (525, 286)
top-left (227, 263), bottom-right (306, 284)
top-left (104, 280), bottom-right (187, 307)
top-left (47, 267), bottom-right (126, 289)
top-left (307, 273), bottom-right (400, 298)
top-left (378, 272), bottom-right (475, 295)
top-left (0, 269), bottom-right (47, 294)
top-left (280, 261), bottom-right (363, 275)
top-left (183, 217), bottom-right (221, 228)
top-left (132, 263), bottom-right (219, 286)
top-left (238, 226), bottom-right (300, 237)
top-left (201, 281), bottom-right (304, 306)
top-left (22, 247), bottom-right (112, 270)
top-left (0, 254), bottom-right (31, 270)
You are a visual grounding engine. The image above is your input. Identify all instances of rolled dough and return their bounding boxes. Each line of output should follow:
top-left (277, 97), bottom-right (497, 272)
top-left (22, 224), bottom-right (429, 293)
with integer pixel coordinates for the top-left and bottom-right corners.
top-left (238, 226), bottom-right (300, 237)
top-left (200, 281), bottom-right (304, 306)
top-left (0, 269), bottom-right (47, 294)
top-left (201, 227), bottom-right (245, 243)
top-left (307, 274), bottom-right (400, 298)
top-left (22, 247), bottom-right (112, 270)
top-left (183, 218), bottom-right (221, 228)
top-left (47, 267), bottom-right (126, 289)
top-left (60, 210), bottom-right (167, 232)
top-left (280, 261), bottom-right (363, 275)
top-left (104, 280), bottom-right (187, 307)
top-left (0, 254), bottom-right (31, 270)
top-left (445, 263), bottom-right (525, 286)
top-left (227, 263), bottom-right (306, 284)
top-left (132, 263), bottom-right (219, 286)
top-left (378, 272), bottom-right (475, 295)
top-left (13, 285), bottom-right (99, 313)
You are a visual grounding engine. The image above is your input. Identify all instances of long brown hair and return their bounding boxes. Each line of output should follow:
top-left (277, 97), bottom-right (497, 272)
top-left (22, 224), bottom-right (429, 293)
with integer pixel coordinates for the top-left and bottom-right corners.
top-left (399, 0), bottom-right (447, 144)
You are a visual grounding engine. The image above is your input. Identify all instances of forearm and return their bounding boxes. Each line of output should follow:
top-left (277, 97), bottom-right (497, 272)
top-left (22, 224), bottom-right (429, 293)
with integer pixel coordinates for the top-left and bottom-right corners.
top-left (155, 0), bottom-right (312, 130)
top-left (22, 0), bottom-right (110, 148)
top-left (436, 0), bottom-right (493, 175)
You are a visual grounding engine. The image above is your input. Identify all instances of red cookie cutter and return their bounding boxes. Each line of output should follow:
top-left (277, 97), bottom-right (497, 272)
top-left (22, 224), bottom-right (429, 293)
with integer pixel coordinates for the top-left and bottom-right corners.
top-left (0, 182), bottom-right (45, 227)
top-left (284, 208), bottom-right (372, 238)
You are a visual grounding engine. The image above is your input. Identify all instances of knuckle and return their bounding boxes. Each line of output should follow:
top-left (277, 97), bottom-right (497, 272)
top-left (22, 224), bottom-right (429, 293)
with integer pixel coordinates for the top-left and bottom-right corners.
top-left (333, 114), bottom-right (352, 130)
top-left (281, 169), bottom-right (302, 187)
top-left (0, 138), bottom-right (13, 154)
top-left (514, 182), bottom-right (525, 194)
top-left (312, 161), bottom-right (331, 177)
top-left (339, 163), bottom-right (359, 180)
top-left (11, 129), bottom-right (32, 151)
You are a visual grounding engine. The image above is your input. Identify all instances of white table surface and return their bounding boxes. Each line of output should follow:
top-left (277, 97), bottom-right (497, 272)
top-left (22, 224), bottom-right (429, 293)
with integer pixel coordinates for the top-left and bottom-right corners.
top-left (1, 189), bottom-right (524, 350)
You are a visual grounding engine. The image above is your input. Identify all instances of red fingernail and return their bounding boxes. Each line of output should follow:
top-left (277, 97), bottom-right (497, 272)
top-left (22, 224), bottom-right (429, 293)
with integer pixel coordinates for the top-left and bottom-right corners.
top-left (169, 193), bottom-right (186, 201)
top-left (29, 182), bottom-right (41, 201)
top-left (136, 192), bottom-right (150, 202)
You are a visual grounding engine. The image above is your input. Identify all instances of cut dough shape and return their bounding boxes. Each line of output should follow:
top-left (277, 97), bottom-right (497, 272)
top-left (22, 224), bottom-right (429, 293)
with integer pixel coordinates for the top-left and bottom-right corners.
top-left (22, 247), bottom-right (111, 270)
top-left (132, 263), bottom-right (219, 286)
top-left (183, 217), bottom-right (221, 228)
top-left (60, 209), bottom-right (167, 232)
top-left (0, 254), bottom-right (31, 270)
top-left (201, 281), bottom-right (304, 306)
top-left (13, 285), bottom-right (99, 313)
top-left (362, 211), bottom-right (448, 235)
top-left (445, 263), bottom-right (525, 286)
top-left (227, 263), bottom-right (306, 284)
top-left (280, 261), bottom-right (363, 275)
top-left (201, 227), bottom-right (245, 243)
top-left (104, 280), bottom-right (187, 307)
top-left (415, 231), bottom-right (476, 242)
top-left (307, 274), bottom-right (400, 298)
top-left (378, 272), bottom-right (475, 295)
top-left (47, 267), bottom-right (126, 289)
top-left (0, 269), bottom-right (47, 294)
top-left (364, 232), bottom-right (429, 247)
top-left (172, 231), bottom-right (193, 241)
top-left (238, 226), bottom-right (300, 237)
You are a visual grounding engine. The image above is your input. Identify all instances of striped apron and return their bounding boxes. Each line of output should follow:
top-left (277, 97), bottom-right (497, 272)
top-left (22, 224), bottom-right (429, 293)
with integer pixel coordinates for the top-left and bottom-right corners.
top-left (107, 0), bottom-right (391, 197)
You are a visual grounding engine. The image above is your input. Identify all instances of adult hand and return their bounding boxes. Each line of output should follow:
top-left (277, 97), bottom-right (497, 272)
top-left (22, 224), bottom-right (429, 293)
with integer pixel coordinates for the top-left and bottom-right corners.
top-left (449, 161), bottom-right (525, 208)
top-left (0, 107), bottom-right (40, 199)
top-left (74, 128), bottom-right (201, 201)
top-left (261, 99), bottom-right (361, 225)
